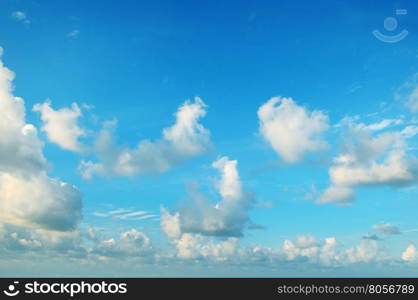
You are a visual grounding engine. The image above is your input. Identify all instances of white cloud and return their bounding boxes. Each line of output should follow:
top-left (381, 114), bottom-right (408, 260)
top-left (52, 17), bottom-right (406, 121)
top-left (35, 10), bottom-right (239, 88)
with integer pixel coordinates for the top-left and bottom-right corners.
top-left (356, 119), bottom-right (403, 131)
top-left (0, 223), bottom-right (85, 255)
top-left (0, 48), bottom-right (82, 231)
top-left (0, 172), bottom-right (82, 231)
top-left (162, 156), bottom-right (253, 238)
top-left (11, 11), bottom-right (30, 24)
top-left (173, 233), bottom-right (241, 261)
top-left (319, 121), bottom-right (418, 204)
top-left (92, 208), bottom-right (156, 221)
top-left (373, 224), bottom-right (400, 235)
top-left (402, 244), bottom-right (418, 262)
top-left (343, 239), bottom-right (384, 264)
top-left (80, 97), bottom-right (211, 179)
top-left (258, 97), bottom-right (329, 163)
top-left (160, 207), bottom-right (181, 239)
top-left (33, 101), bottom-right (85, 152)
top-left (280, 235), bottom-right (387, 266)
top-left (317, 185), bottom-right (355, 204)
top-left (95, 229), bottom-right (153, 258)
top-left (281, 235), bottom-right (341, 266)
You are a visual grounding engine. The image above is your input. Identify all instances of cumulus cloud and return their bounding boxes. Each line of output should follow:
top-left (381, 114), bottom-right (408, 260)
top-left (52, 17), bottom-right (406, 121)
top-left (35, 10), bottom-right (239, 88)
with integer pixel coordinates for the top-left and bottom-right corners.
top-left (280, 235), bottom-right (388, 266)
top-left (343, 239), bottom-right (385, 264)
top-left (0, 223), bottom-right (85, 256)
top-left (0, 48), bottom-right (82, 231)
top-left (318, 120), bottom-right (418, 204)
top-left (0, 172), bottom-right (82, 231)
top-left (257, 97), bottom-right (329, 163)
top-left (161, 156), bottom-right (253, 238)
top-left (402, 244), bottom-right (418, 262)
top-left (94, 229), bottom-right (153, 259)
top-left (173, 233), bottom-right (241, 261)
top-left (160, 207), bottom-right (181, 239)
top-left (33, 101), bottom-right (85, 152)
top-left (80, 97), bottom-right (211, 179)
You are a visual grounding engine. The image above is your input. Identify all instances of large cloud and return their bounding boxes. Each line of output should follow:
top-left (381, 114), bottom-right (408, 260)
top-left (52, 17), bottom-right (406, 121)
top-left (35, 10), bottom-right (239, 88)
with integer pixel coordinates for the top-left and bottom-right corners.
top-left (0, 48), bottom-right (82, 231)
top-left (318, 121), bottom-right (418, 204)
top-left (161, 156), bottom-right (254, 238)
top-left (79, 97), bottom-right (211, 179)
top-left (257, 97), bottom-right (329, 163)
top-left (33, 101), bottom-right (85, 152)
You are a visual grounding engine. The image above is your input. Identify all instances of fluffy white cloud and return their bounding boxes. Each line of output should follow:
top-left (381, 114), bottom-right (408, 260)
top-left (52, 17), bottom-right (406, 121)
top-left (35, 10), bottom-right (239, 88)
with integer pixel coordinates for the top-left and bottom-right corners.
top-left (402, 244), bottom-right (418, 262)
top-left (160, 207), bottom-right (181, 239)
top-left (95, 229), bottom-right (153, 258)
top-left (280, 235), bottom-right (388, 266)
top-left (33, 101), bottom-right (85, 152)
top-left (373, 224), bottom-right (400, 235)
top-left (281, 235), bottom-right (340, 266)
top-left (0, 48), bottom-right (82, 231)
top-left (343, 239), bottom-right (384, 264)
top-left (173, 233), bottom-right (241, 261)
top-left (0, 172), bottom-right (81, 231)
top-left (161, 156), bottom-right (253, 238)
top-left (0, 63), bottom-right (46, 175)
top-left (319, 121), bottom-right (418, 204)
top-left (258, 97), bottom-right (329, 163)
top-left (80, 97), bottom-right (211, 179)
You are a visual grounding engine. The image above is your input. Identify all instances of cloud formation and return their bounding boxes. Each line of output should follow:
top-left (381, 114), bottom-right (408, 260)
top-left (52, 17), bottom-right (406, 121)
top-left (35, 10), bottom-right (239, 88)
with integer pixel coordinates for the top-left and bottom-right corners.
top-left (80, 97), bottom-right (211, 179)
top-left (373, 224), bottom-right (401, 235)
top-left (258, 97), bottom-right (329, 163)
top-left (402, 244), bottom-right (418, 263)
top-left (0, 48), bottom-right (82, 231)
top-left (161, 156), bottom-right (253, 238)
top-left (319, 120), bottom-right (418, 204)
top-left (33, 101), bottom-right (85, 152)
top-left (94, 229), bottom-right (153, 259)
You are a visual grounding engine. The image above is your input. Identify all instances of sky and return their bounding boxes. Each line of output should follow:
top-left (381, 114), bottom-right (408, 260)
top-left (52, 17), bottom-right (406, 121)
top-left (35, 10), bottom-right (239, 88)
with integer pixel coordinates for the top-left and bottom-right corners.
top-left (1, 0), bottom-right (418, 276)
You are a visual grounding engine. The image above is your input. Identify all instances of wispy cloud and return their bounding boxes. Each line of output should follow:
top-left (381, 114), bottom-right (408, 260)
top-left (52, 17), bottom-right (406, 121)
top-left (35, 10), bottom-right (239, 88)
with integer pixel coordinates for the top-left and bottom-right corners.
top-left (11, 11), bottom-right (30, 24)
top-left (67, 29), bottom-right (80, 39)
top-left (93, 208), bottom-right (157, 221)
top-left (114, 211), bottom-right (147, 220)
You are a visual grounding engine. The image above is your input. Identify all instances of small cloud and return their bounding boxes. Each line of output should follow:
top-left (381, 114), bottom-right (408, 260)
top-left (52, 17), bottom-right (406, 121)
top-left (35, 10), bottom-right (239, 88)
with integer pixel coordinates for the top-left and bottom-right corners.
top-left (12, 11), bottom-right (30, 24)
top-left (248, 223), bottom-right (266, 230)
top-left (67, 29), bottom-right (80, 39)
top-left (114, 211), bottom-right (147, 220)
top-left (373, 223), bottom-right (401, 235)
top-left (92, 208), bottom-right (156, 221)
top-left (362, 233), bottom-right (380, 240)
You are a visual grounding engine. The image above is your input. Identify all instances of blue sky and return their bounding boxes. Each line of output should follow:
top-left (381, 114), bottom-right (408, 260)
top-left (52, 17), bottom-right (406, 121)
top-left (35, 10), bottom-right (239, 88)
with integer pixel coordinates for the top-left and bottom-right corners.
top-left (1, 0), bottom-right (418, 276)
